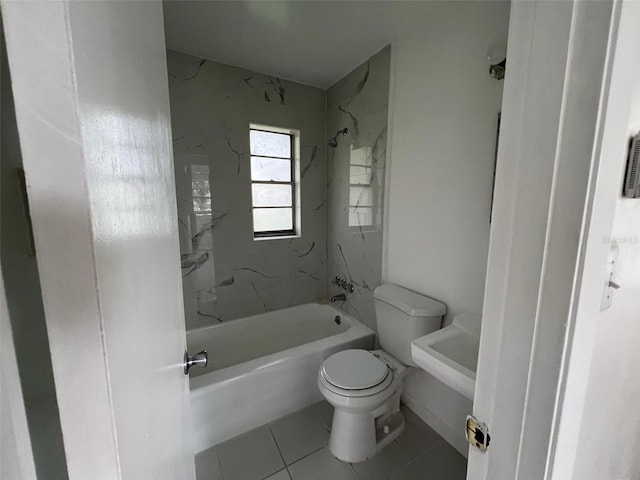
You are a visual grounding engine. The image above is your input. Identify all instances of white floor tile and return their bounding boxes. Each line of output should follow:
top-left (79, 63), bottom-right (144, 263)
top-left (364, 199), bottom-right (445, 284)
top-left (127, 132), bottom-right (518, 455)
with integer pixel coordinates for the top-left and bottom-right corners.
top-left (352, 440), bottom-right (413, 480)
top-left (217, 426), bottom-right (284, 480)
top-left (270, 406), bottom-right (329, 464)
top-left (195, 446), bottom-right (222, 480)
top-left (207, 401), bottom-right (456, 480)
top-left (288, 447), bottom-right (360, 480)
top-left (265, 469), bottom-right (292, 480)
top-left (391, 442), bottom-right (467, 480)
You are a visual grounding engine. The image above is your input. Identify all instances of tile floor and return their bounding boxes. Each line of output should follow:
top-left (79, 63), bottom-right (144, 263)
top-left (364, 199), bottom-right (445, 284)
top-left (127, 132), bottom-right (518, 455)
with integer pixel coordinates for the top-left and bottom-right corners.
top-left (195, 402), bottom-right (467, 480)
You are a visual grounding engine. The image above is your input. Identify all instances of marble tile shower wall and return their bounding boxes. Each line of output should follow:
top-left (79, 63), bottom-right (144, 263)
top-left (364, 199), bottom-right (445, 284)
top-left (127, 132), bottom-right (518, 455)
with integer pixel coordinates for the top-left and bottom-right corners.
top-left (326, 47), bottom-right (391, 332)
top-left (167, 50), bottom-right (327, 328)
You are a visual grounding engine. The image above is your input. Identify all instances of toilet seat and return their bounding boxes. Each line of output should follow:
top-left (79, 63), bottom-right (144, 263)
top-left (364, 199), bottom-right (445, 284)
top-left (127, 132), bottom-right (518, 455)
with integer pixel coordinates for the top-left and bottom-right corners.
top-left (320, 350), bottom-right (395, 398)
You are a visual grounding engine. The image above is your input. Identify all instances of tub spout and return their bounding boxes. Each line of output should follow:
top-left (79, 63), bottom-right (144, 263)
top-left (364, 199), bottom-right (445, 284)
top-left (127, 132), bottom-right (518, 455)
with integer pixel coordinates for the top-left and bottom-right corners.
top-left (330, 293), bottom-right (346, 302)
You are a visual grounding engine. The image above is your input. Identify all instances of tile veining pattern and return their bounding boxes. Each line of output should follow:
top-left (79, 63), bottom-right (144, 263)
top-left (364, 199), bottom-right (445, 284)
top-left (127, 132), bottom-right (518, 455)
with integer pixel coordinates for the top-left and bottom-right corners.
top-left (195, 402), bottom-right (466, 480)
top-left (167, 50), bottom-right (327, 328)
top-left (326, 47), bottom-right (391, 331)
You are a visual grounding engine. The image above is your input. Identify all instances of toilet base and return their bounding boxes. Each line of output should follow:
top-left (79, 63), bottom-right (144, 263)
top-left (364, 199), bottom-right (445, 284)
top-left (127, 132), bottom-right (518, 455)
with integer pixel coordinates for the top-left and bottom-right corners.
top-left (328, 399), bottom-right (405, 463)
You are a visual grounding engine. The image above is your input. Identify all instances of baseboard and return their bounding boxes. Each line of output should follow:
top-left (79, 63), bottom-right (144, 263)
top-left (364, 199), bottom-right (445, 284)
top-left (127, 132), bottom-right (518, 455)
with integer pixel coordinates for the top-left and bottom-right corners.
top-left (401, 392), bottom-right (469, 458)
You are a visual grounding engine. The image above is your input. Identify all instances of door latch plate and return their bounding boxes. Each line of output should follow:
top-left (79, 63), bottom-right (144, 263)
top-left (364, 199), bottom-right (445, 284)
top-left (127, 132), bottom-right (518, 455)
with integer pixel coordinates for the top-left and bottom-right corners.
top-left (466, 415), bottom-right (490, 452)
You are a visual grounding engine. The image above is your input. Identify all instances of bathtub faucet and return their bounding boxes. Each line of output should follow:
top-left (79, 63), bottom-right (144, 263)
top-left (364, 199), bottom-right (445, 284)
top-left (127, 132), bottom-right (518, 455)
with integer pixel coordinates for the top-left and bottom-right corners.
top-left (331, 293), bottom-right (346, 302)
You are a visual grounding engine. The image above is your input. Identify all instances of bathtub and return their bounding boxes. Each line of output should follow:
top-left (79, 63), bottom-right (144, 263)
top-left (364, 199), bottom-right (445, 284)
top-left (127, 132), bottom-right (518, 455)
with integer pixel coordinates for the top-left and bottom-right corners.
top-left (187, 302), bottom-right (375, 453)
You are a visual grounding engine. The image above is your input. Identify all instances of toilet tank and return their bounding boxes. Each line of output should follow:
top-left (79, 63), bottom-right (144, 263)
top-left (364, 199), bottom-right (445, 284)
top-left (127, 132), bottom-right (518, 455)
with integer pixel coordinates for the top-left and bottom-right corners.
top-left (374, 284), bottom-right (446, 365)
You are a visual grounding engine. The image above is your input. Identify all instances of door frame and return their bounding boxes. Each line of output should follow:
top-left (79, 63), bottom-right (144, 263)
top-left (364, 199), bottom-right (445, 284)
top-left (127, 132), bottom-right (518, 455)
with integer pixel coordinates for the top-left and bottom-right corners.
top-left (470, 0), bottom-right (639, 478)
top-left (549, 0), bottom-right (640, 476)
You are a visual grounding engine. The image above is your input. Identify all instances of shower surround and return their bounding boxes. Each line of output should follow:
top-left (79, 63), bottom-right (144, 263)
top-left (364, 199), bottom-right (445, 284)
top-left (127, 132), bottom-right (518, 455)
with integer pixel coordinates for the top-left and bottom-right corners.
top-left (167, 51), bottom-right (327, 328)
top-left (167, 47), bottom-right (390, 331)
top-left (326, 46), bottom-right (391, 332)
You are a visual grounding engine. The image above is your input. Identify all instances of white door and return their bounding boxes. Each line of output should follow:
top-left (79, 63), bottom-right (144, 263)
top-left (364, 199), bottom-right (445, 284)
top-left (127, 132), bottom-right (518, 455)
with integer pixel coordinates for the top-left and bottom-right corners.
top-left (469, 0), bottom-right (639, 479)
top-left (1, 2), bottom-right (196, 479)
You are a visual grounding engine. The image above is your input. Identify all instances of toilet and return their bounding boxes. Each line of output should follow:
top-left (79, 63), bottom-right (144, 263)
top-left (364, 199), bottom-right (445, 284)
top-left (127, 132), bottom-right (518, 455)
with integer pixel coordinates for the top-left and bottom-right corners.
top-left (318, 283), bottom-right (446, 463)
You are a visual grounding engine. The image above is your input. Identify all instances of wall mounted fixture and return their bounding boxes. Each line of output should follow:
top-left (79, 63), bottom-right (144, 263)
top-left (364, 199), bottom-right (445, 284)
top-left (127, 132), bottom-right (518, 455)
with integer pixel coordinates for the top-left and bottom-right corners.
top-left (327, 128), bottom-right (348, 148)
top-left (489, 59), bottom-right (506, 80)
top-left (487, 43), bottom-right (507, 80)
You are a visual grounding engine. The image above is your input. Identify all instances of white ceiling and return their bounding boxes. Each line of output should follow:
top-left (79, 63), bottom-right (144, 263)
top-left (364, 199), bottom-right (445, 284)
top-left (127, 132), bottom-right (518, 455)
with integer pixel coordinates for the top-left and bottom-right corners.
top-left (162, 1), bottom-right (401, 89)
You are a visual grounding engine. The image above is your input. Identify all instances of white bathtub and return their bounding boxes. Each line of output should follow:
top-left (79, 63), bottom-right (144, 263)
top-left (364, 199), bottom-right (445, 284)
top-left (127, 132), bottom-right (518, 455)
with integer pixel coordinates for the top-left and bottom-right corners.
top-left (187, 302), bottom-right (376, 453)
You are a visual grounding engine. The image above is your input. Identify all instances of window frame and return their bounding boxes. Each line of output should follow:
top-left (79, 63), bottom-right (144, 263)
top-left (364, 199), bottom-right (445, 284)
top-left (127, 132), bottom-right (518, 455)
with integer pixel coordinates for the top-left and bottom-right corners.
top-left (250, 126), bottom-right (299, 239)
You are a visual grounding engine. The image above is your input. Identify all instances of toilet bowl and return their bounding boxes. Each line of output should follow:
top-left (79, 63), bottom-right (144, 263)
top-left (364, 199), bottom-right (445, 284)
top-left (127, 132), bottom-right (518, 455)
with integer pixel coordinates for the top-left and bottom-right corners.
top-left (318, 349), bottom-right (406, 462)
top-left (318, 284), bottom-right (446, 463)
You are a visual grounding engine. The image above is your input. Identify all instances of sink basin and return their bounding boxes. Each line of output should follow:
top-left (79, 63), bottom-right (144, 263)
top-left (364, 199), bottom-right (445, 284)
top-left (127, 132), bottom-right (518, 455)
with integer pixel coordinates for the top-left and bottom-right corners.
top-left (411, 313), bottom-right (481, 400)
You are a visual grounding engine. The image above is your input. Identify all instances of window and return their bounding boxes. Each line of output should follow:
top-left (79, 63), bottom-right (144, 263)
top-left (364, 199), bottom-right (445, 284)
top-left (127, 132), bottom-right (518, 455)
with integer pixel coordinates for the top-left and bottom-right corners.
top-left (348, 145), bottom-right (376, 227)
top-left (250, 126), bottom-right (299, 238)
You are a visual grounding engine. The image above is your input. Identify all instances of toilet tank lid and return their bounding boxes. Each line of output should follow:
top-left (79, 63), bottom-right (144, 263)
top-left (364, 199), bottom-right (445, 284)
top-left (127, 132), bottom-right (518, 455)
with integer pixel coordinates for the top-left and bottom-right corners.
top-left (374, 284), bottom-right (446, 317)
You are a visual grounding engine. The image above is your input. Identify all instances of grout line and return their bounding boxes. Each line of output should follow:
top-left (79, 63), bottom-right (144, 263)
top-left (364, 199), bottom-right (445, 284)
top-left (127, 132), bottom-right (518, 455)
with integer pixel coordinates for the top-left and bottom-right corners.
top-left (258, 468), bottom-right (289, 480)
top-left (267, 425), bottom-right (293, 479)
top-left (317, 402), bottom-right (333, 432)
top-left (286, 443), bottom-right (327, 468)
top-left (259, 468), bottom-right (290, 480)
top-left (420, 435), bottom-right (446, 455)
top-left (215, 448), bottom-right (223, 480)
top-left (404, 437), bottom-right (446, 465)
top-left (350, 462), bottom-right (364, 480)
top-left (401, 440), bottom-right (449, 472)
top-left (317, 416), bottom-right (331, 433)
top-left (320, 412), bottom-right (332, 433)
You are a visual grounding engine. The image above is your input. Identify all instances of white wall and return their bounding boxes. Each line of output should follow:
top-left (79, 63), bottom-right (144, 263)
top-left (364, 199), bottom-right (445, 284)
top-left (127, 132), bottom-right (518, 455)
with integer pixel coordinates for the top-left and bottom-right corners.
top-left (573, 100), bottom-right (640, 480)
top-left (382, 1), bottom-right (510, 452)
top-left (568, 4), bottom-right (640, 477)
top-left (385, 1), bottom-right (510, 325)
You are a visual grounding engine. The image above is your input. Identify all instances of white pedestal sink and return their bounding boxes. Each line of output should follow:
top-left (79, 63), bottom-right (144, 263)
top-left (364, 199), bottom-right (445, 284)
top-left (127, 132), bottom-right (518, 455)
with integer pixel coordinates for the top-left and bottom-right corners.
top-left (411, 313), bottom-right (481, 400)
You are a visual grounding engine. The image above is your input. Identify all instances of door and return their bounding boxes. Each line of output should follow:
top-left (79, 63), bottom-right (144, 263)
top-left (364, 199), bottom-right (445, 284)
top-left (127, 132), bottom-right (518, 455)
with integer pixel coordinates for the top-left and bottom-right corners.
top-left (469, 0), bottom-right (637, 479)
top-left (1, 2), bottom-right (196, 479)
